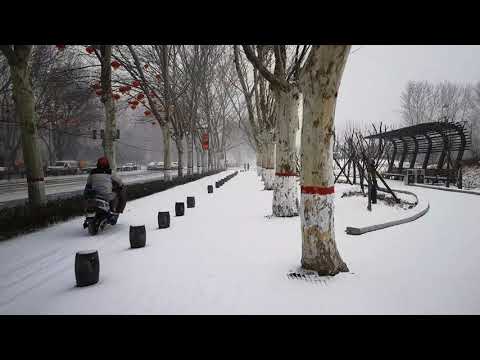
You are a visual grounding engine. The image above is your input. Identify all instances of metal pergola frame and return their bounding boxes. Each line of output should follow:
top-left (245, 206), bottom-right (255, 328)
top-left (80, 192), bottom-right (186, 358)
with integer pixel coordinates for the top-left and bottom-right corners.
top-left (365, 121), bottom-right (471, 175)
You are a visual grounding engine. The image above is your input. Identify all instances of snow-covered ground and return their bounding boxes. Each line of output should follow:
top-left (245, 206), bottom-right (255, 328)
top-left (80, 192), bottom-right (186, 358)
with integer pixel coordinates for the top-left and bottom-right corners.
top-left (1, 170), bottom-right (479, 314)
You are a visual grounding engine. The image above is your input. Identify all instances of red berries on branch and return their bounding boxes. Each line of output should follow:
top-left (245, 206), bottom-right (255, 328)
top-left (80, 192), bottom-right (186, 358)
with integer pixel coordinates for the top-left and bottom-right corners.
top-left (55, 45), bottom-right (65, 50)
top-left (144, 110), bottom-right (152, 116)
top-left (132, 80), bottom-right (141, 88)
top-left (136, 93), bottom-right (145, 101)
top-left (113, 93), bottom-right (121, 101)
top-left (86, 46), bottom-right (95, 54)
top-left (111, 61), bottom-right (121, 70)
top-left (119, 85), bottom-right (131, 94)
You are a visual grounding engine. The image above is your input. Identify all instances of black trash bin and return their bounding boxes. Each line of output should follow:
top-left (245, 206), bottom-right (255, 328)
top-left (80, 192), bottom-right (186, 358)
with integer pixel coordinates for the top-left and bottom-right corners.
top-left (175, 202), bottom-right (185, 216)
top-left (130, 225), bottom-right (146, 248)
top-left (187, 196), bottom-right (195, 208)
top-left (75, 250), bottom-right (100, 287)
top-left (158, 211), bottom-right (170, 229)
top-left (208, 185), bottom-right (213, 193)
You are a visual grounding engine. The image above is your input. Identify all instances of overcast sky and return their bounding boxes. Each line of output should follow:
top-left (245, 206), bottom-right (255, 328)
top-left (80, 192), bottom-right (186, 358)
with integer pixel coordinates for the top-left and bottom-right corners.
top-left (335, 45), bottom-right (480, 134)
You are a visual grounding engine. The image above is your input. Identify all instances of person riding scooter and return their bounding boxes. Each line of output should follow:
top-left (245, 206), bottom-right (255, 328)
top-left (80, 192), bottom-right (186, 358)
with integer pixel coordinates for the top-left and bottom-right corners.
top-left (84, 156), bottom-right (127, 217)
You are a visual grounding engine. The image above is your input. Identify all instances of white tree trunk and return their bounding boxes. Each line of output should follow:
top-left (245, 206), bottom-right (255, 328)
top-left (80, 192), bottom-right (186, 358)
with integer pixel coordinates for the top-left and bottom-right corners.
top-left (256, 150), bottom-right (262, 176)
top-left (299, 45), bottom-right (350, 275)
top-left (9, 47), bottom-right (46, 206)
top-left (263, 142), bottom-right (275, 190)
top-left (272, 87), bottom-right (301, 217)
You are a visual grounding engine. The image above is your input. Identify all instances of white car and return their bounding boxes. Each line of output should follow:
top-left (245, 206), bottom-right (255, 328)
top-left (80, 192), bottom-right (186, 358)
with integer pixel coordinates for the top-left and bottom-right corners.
top-left (147, 161), bottom-right (164, 171)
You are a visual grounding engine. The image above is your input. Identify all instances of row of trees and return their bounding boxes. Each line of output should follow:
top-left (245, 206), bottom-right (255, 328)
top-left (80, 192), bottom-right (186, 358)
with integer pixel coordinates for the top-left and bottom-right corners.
top-left (400, 80), bottom-right (480, 157)
top-left (1, 44), bottom-right (353, 276)
top-left (233, 45), bottom-right (351, 275)
top-left (0, 45), bottom-right (242, 205)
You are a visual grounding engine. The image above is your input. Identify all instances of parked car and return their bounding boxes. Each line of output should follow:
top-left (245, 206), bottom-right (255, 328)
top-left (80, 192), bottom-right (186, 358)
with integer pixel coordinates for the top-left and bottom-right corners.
top-left (47, 160), bottom-right (81, 176)
top-left (117, 162), bottom-right (139, 172)
top-left (147, 162), bottom-right (159, 171)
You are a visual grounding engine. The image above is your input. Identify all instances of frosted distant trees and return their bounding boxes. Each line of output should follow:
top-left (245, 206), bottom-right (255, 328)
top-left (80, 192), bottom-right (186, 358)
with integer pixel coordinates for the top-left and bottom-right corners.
top-left (233, 46), bottom-right (276, 188)
top-left (400, 80), bottom-right (480, 159)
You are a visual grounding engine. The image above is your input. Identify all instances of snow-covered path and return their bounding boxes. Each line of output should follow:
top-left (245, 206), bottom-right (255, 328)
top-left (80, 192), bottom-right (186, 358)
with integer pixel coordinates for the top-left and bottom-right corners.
top-left (0, 170), bottom-right (479, 314)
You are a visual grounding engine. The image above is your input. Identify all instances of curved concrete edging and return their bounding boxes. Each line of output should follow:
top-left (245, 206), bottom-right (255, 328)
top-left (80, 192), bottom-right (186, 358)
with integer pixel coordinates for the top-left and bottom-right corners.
top-left (344, 188), bottom-right (430, 236)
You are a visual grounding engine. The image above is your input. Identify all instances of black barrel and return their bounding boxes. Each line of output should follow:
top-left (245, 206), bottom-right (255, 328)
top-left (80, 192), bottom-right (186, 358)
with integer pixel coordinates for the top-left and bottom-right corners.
top-left (187, 196), bottom-right (195, 208)
top-left (215, 181), bottom-right (220, 188)
top-left (130, 225), bottom-right (146, 248)
top-left (158, 211), bottom-right (170, 229)
top-left (175, 202), bottom-right (185, 216)
top-left (75, 250), bottom-right (100, 287)
top-left (208, 185), bottom-right (213, 193)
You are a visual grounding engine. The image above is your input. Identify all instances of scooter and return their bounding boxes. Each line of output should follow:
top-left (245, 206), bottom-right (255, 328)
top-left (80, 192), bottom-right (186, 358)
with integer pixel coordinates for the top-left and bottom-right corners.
top-left (83, 190), bottom-right (119, 235)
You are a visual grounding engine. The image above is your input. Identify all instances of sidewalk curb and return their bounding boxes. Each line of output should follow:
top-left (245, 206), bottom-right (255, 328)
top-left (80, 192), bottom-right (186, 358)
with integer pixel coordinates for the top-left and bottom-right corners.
top-left (345, 188), bottom-right (429, 236)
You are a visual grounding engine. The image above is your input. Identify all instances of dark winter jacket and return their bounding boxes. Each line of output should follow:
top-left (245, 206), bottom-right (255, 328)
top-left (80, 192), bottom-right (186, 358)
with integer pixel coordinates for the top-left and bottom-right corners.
top-left (85, 168), bottom-right (124, 201)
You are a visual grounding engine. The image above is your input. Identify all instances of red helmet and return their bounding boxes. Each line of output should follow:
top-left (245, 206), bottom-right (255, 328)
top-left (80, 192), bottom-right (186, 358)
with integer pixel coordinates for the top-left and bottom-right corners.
top-left (97, 156), bottom-right (110, 169)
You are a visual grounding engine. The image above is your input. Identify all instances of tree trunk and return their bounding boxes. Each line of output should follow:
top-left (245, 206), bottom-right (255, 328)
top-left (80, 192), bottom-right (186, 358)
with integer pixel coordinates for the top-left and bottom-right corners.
top-left (256, 149), bottom-right (262, 176)
top-left (187, 133), bottom-right (193, 175)
top-left (272, 87), bottom-right (301, 217)
top-left (9, 46), bottom-right (46, 206)
top-left (208, 146), bottom-right (213, 171)
top-left (263, 142), bottom-right (275, 190)
top-left (216, 152), bottom-right (222, 170)
top-left (196, 148), bottom-right (201, 173)
top-left (298, 45), bottom-right (350, 275)
top-left (201, 150), bottom-right (207, 174)
top-left (162, 123), bottom-right (172, 168)
top-left (176, 137), bottom-right (184, 177)
top-left (100, 45), bottom-right (117, 174)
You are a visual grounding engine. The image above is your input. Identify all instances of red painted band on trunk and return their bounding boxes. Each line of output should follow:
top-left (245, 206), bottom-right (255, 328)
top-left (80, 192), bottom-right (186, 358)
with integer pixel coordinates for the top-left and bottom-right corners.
top-left (27, 177), bottom-right (45, 183)
top-left (301, 185), bottom-right (335, 195)
top-left (275, 172), bottom-right (298, 177)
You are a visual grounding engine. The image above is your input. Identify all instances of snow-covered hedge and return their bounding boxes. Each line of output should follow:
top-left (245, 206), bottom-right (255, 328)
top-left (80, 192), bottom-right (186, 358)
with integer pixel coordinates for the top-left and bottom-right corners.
top-left (0, 170), bottom-right (222, 241)
top-left (462, 163), bottom-right (480, 190)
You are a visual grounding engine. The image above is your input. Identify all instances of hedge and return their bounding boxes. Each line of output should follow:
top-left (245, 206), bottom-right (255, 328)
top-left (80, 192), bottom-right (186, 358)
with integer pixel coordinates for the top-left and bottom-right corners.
top-left (0, 170), bottom-right (222, 241)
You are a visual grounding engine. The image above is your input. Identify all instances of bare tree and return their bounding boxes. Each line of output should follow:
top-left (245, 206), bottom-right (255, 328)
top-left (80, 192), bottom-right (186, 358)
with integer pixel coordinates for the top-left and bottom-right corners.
top-left (297, 45), bottom-right (351, 275)
top-left (242, 45), bottom-right (309, 217)
top-left (233, 46), bottom-right (276, 182)
top-left (0, 45), bottom-right (46, 205)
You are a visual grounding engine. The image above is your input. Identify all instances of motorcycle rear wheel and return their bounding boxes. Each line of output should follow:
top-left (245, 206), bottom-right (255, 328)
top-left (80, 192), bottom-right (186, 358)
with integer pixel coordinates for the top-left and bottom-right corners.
top-left (88, 222), bottom-right (99, 236)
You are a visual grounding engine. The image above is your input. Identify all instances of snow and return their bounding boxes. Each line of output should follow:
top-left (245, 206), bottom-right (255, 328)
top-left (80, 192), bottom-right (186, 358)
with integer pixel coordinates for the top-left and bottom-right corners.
top-left (1, 169), bottom-right (480, 314)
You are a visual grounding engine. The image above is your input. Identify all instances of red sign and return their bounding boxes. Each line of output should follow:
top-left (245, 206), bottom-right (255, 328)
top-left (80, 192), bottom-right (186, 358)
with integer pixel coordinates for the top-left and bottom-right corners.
top-left (201, 133), bottom-right (209, 150)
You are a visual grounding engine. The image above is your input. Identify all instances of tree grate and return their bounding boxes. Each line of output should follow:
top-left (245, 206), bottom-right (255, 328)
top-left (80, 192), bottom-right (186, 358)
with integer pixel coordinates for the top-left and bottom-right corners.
top-left (286, 268), bottom-right (332, 285)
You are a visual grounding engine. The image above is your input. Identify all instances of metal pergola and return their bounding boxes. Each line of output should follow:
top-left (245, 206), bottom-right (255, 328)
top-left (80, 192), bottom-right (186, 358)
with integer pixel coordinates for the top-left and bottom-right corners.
top-left (365, 121), bottom-right (471, 176)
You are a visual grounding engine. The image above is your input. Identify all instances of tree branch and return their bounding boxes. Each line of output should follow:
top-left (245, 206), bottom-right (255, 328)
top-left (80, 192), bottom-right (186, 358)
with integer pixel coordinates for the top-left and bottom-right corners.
top-left (241, 45), bottom-right (289, 92)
